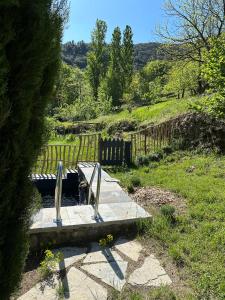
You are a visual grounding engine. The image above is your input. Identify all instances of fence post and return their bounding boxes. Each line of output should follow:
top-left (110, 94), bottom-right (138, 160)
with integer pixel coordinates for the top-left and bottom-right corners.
top-left (144, 132), bottom-right (147, 155)
top-left (98, 133), bottom-right (102, 163)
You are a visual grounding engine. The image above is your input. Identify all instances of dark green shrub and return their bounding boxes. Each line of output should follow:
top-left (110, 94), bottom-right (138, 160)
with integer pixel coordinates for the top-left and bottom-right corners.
top-left (130, 176), bottom-right (141, 187)
top-left (0, 1), bottom-right (66, 298)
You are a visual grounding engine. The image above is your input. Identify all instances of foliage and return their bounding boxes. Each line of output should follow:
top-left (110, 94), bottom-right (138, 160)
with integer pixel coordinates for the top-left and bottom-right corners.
top-left (201, 35), bottom-right (225, 117)
top-left (99, 234), bottom-right (114, 247)
top-left (0, 1), bottom-right (65, 298)
top-left (62, 40), bottom-right (89, 68)
top-left (122, 25), bottom-right (134, 91)
top-left (95, 96), bottom-right (201, 126)
top-left (107, 27), bottom-right (124, 106)
top-left (165, 62), bottom-right (199, 98)
top-left (111, 152), bottom-right (225, 299)
top-left (87, 19), bottom-right (108, 99)
top-left (39, 250), bottom-right (63, 278)
top-left (54, 63), bottom-right (89, 108)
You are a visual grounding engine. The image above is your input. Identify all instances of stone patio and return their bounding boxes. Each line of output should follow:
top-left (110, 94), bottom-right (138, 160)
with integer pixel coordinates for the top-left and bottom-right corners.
top-left (18, 238), bottom-right (172, 300)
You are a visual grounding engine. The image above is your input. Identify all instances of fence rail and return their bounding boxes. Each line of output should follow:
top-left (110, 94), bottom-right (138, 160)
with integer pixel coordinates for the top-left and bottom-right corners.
top-left (33, 133), bottom-right (100, 174)
top-left (128, 114), bottom-right (186, 158)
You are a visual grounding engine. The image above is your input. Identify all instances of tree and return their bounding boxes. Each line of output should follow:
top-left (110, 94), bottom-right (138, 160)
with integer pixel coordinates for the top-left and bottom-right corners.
top-left (165, 61), bottom-right (199, 98)
top-left (107, 27), bottom-right (124, 106)
top-left (87, 19), bottom-right (108, 99)
top-left (139, 60), bottom-right (170, 102)
top-left (158, 0), bottom-right (225, 92)
top-left (201, 35), bottom-right (225, 117)
top-left (54, 63), bottom-right (87, 107)
top-left (0, 1), bottom-right (66, 298)
top-left (122, 25), bottom-right (134, 91)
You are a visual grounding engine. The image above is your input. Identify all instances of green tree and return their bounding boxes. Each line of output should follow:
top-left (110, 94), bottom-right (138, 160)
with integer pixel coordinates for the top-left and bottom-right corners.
top-left (107, 27), bottom-right (123, 106)
top-left (201, 35), bottom-right (225, 117)
top-left (0, 1), bottom-right (66, 298)
top-left (139, 60), bottom-right (170, 102)
top-left (165, 61), bottom-right (198, 98)
top-left (158, 0), bottom-right (225, 93)
top-left (54, 63), bottom-right (87, 107)
top-left (87, 19), bottom-right (108, 100)
top-left (122, 25), bottom-right (134, 91)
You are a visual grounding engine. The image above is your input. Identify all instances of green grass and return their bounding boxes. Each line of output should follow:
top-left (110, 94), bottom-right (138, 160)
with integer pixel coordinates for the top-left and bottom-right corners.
top-left (93, 96), bottom-right (202, 126)
top-left (110, 151), bottom-right (225, 299)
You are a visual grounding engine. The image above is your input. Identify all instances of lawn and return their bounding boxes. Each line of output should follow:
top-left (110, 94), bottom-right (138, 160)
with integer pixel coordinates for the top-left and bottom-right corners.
top-left (110, 151), bottom-right (225, 299)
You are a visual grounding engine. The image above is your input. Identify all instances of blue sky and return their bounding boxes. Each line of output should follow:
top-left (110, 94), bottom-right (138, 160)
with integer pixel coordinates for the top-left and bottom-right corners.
top-left (63, 0), bottom-right (166, 43)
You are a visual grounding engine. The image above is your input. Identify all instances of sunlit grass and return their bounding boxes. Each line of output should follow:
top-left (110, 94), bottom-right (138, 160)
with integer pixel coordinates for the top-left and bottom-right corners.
top-left (110, 151), bottom-right (225, 299)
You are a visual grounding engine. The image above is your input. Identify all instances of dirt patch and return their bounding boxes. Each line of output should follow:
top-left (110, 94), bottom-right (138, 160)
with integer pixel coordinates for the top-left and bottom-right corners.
top-left (131, 187), bottom-right (187, 215)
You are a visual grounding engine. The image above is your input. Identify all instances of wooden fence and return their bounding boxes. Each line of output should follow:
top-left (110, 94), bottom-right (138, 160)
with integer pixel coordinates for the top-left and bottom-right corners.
top-left (99, 138), bottom-right (132, 166)
top-left (33, 114), bottom-right (188, 174)
top-left (128, 114), bottom-right (185, 159)
top-left (33, 133), bottom-right (100, 174)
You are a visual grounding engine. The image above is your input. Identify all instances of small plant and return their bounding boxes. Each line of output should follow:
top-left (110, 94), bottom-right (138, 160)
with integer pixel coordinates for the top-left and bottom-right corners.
top-left (160, 204), bottom-right (176, 223)
top-left (99, 234), bottom-right (114, 248)
top-left (39, 250), bottom-right (63, 278)
top-left (130, 176), bottom-right (141, 187)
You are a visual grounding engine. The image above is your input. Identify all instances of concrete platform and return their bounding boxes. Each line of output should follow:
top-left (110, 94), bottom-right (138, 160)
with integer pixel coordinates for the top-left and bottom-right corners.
top-left (30, 202), bottom-right (150, 233)
top-left (29, 163), bottom-right (151, 249)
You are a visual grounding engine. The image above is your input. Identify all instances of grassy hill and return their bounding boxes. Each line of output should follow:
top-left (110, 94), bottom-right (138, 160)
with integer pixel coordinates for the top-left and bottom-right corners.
top-left (94, 96), bottom-right (202, 127)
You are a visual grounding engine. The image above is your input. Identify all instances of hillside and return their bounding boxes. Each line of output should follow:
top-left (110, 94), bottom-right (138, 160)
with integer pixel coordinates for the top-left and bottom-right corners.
top-left (93, 96), bottom-right (201, 127)
top-left (62, 41), bottom-right (169, 69)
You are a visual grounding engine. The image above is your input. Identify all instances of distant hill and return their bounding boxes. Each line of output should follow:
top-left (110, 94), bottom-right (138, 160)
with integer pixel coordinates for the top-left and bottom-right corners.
top-left (62, 41), bottom-right (169, 70)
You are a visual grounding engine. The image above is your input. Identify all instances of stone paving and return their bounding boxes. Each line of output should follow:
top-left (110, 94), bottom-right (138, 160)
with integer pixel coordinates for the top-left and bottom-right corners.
top-left (19, 238), bottom-right (172, 300)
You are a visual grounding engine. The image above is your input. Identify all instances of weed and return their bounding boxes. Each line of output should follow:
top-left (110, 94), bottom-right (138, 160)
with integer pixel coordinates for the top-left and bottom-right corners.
top-left (99, 234), bottom-right (114, 248)
top-left (39, 250), bottom-right (63, 278)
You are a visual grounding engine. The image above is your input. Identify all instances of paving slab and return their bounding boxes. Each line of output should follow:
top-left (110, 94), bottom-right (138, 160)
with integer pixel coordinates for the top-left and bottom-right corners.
top-left (18, 275), bottom-right (59, 300)
top-left (114, 238), bottom-right (143, 262)
top-left (128, 255), bottom-right (172, 286)
top-left (81, 260), bottom-right (128, 291)
top-left (63, 267), bottom-right (108, 300)
top-left (83, 243), bottom-right (123, 264)
top-left (53, 247), bottom-right (87, 270)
